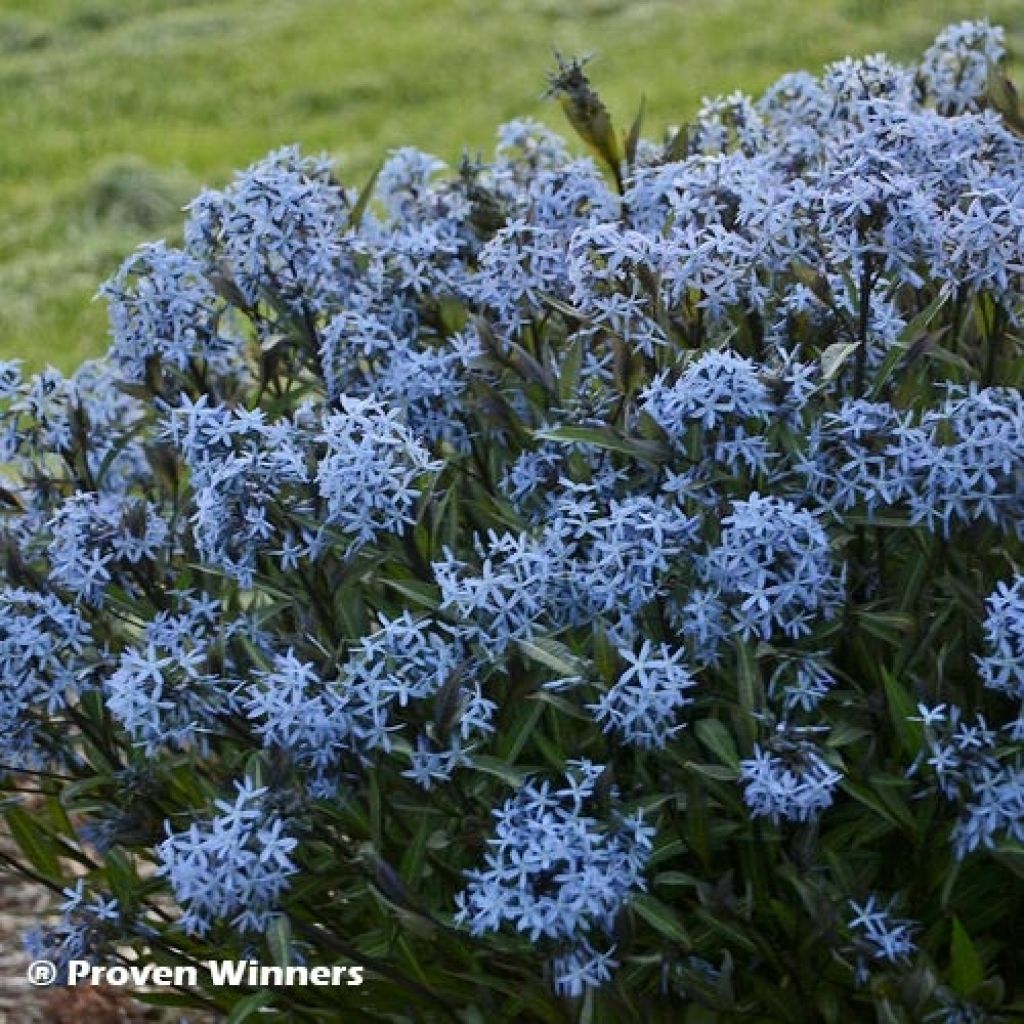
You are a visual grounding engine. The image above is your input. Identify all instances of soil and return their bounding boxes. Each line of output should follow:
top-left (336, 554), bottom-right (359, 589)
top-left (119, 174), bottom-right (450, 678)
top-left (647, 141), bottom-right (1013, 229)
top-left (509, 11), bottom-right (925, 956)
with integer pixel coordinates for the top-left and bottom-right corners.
top-left (0, 825), bottom-right (195, 1024)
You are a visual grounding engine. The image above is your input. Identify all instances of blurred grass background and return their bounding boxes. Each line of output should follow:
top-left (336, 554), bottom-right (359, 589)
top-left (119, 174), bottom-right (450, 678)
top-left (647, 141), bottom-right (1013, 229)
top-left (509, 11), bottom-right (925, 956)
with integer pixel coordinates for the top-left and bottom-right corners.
top-left (0, 0), bottom-right (1020, 371)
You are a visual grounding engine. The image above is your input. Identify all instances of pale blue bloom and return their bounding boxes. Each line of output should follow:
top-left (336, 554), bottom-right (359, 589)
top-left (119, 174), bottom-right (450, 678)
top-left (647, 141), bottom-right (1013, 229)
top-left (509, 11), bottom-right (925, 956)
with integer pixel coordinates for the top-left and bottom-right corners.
top-left (99, 241), bottom-right (233, 381)
top-left (0, 587), bottom-right (92, 768)
top-left (699, 493), bottom-right (845, 642)
top-left (848, 894), bottom-right (918, 982)
top-left (316, 397), bottom-right (441, 548)
top-left (455, 761), bottom-right (653, 993)
top-left (740, 734), bottom-right (842, 823)
top-left (921, 20), bottom-right (1006, 114)
top-left (23, 880), bottom-right (122, 980)
top-left (155, 779), bottom-right (298, 937)
top-left (588, 640), bottom-right (696, 749)
top-left (977, 577), bottom-right (1024, 700)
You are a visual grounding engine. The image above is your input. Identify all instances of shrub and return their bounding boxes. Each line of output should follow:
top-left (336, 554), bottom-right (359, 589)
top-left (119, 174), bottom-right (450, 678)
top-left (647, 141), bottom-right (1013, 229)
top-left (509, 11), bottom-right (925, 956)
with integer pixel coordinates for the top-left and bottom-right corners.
top-left (2, 19), bottom-right (1023, 1023)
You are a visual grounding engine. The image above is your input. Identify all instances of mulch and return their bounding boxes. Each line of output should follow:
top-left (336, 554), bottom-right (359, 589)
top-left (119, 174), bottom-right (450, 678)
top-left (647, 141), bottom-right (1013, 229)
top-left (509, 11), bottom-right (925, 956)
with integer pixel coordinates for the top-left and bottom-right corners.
top-left (0, 817), bottom-right (211, 1024)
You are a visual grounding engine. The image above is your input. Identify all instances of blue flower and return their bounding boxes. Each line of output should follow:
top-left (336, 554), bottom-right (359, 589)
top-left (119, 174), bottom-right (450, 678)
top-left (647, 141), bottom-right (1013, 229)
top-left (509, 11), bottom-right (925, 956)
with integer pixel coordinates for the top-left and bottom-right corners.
top-left (698, 493), bottom-right (845, 642)
top-left (185, 145), bottom-right (354, 315)
top-left (0, 587), bottom-right (92, 768)
top-left (768, 655), bottom-right (836, 714)
top-left (244, 651), bottom-right (352, 796)
top-left (155, 778), bottom-right (298, 937)
top-left (740, 733), bottom-right (842, 823)
top-left (455, 760), bottom-right (653, 994)
top-left (588, 640), bottom-right (696, 749)
top-left (641, 351), bottom-right (774, 438)
top-left (977, 576), bottom-right (1024, 700)
top-left (895, 386), bottom-right (1024, 536)
top-left (375, 147), bottom-right (447, 221)
top-left (847, 894), bottom-right (918, 980)
top-left (47, 492), bottom-right (170, 605)
top-left (23, 880), bottom-right (122, 980)
top-left (315, 397), bottom-right (441, 547)
top-left (98, 241), bottom-right (233, 382)
top-left (921, 20), bottom-right (1006, 114)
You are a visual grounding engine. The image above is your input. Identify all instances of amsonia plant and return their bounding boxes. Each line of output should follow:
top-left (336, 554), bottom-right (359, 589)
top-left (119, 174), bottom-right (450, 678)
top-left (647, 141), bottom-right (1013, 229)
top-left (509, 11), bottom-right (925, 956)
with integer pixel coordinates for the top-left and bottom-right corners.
top-left (1, 19), bottom-right (1023, 1023)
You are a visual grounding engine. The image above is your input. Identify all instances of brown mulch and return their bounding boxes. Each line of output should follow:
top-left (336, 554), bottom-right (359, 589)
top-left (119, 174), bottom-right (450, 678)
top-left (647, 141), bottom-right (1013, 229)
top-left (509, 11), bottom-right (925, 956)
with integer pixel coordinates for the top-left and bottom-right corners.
top-left (0, 823), bottom-right (151, 1024)
top-left (0, 814), bottom-right (218, 1024)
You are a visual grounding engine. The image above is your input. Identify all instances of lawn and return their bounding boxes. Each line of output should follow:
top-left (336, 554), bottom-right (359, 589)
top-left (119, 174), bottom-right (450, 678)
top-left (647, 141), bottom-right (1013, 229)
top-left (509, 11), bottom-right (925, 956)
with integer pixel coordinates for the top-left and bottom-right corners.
top-left (0, 0), bottom-right (1020, 371)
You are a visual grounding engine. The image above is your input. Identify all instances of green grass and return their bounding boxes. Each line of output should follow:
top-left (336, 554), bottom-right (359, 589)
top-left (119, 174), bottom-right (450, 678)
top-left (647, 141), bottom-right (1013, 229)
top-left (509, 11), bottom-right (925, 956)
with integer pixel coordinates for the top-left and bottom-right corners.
top-left (1, 0), bottom-right (1021, 370)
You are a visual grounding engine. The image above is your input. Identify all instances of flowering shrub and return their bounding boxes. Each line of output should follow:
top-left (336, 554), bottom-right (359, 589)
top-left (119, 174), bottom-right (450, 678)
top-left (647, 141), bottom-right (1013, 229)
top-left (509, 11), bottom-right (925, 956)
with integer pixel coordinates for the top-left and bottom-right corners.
top-left (2, 20), bottom-right (1023, 1022)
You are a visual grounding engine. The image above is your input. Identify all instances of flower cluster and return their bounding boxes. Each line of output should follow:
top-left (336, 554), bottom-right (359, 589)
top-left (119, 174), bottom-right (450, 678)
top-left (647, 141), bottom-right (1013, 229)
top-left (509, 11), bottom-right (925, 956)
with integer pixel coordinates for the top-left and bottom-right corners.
top-left (97, 241), bottom-right (231, 382)
top-left (155, 779), bottom-right (298, 937)
top-left (24, 881), bottom-right (123, 981)
top-left (847, 894), bottom-right (918, 984)
top-left (316, 397), bottom-right (441, 546)
top-left (0, 587), bottom-right (91, 766)
top-left (47, 492), bottom-right (170, 604)
top-left (184, 144), bottom-right (355, 314)
top-left (693, 493), bottom-right (844, 644)
top-left (910, 701), bottom-right (1024, 859)
top-left (588, 640), bottom-right (696, 749)
top-left (977, 576), bottom-right (1024, 700)
top-left (740, 732), bottom-right (842, 823)
top-left (454, 760), bottom-right (653, 995)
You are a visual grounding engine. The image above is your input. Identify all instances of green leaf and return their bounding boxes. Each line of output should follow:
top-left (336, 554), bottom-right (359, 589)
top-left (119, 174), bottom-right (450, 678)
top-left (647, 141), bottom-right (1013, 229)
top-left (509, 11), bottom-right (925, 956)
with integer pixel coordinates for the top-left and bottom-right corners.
top-left (992, 842), bottom-right (1024, 880)
top-left (44, 793), bottom-right (74, 839)
top-left (4, 806), bottom-right (62, 881)
top-left (383, 577), bottom-right (441, 611)
top-left (368, 772), bottom-right (382, 850)
top-left (665, 123), bottom-right (689, 162)
top-left (855, 610), bottom-right (915, 645)
top-left (897, 542), bottom-right (933, 614)
top-left (625, 94), bottom-right (646, 169)
top-left (686, 761), bottom-right (740, 782)
top-left (526, 688), bottom-right (593, 722)
top-left (647, 837), bottom-right (685, 866)
top-left (540, 293), bottom-right (590, 323)
top-left (499, 700), bottom-right (545, 762)
top-left (733, 639), bottom-right (762, 751)
top-left (686, 774), bottom-right (710, 868)
top-left (515, 637), bottom-right (585, 678)
top-left (868, 292), bottom-right (947, 399)
top-left (346, 159), bottom-right (383, 230)
top-left (632, 893), bottom-right (691, 946)
top-left (825, 720), bottom-right (875, 747)
top-left (534, 425), bottom-right (670, 463)
top-left (950, 917), bottom-right (984, 997)
top-left (243, 753), bottom-right (266, 790)
top-left (266, 915), bottom-right (293, 968)
top-left (841, 778), bottom-right (915, 834)
top-left (400, 816), bottom-right (430, 887)
top-left (694, 718), bottom-right (740, 770)
top-left (882, 670), bottom-right (923, 757)
top-left (225, 990), bottom-right (276, 1024)
top-left (104, 849), bottom-right (137, 906)
top-left (693, 908), bottom-right (757, 953)
top-left (470, 755), bottom-right (530, 787)
top-left (557, 337), bottom-right (584, 402)
top-left (654, 870), bottom-right (701, 888)
top-left (591, 623), bottom-right (619, 683)
top-left (818, 341), bottom-right (861, 383)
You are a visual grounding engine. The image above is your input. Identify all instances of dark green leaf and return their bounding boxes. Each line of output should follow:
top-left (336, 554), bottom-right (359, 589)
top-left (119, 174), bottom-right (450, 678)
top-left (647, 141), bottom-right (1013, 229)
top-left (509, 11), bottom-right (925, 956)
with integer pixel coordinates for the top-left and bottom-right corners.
top-left (632, 893), bottom-right (691, 946)
top-left (950, 917), bottom-right (985, 997)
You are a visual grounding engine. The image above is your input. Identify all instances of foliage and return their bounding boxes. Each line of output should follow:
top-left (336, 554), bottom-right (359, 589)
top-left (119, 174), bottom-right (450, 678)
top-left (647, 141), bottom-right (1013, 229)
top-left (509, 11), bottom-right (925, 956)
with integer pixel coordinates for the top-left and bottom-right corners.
top-left (2, 20), bottom-right (1024, 1023)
